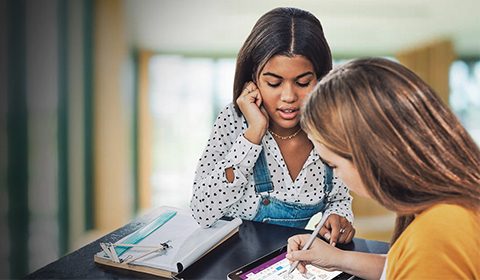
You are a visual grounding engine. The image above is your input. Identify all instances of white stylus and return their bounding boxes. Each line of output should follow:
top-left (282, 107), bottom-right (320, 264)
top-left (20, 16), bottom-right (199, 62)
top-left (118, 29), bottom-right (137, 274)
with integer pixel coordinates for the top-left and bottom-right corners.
top-left (287, 213), bottom-right (330, 275)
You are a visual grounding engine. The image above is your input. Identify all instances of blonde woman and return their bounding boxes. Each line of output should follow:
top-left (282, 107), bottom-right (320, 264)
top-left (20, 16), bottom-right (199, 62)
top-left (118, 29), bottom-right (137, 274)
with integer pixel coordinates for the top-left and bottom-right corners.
top-left (287, 58), bottom-right (480, 279)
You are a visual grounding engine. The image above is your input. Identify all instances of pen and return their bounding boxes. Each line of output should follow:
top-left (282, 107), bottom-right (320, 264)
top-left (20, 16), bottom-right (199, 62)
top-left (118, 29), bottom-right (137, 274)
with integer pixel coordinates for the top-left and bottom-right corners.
top-left (287, 212), bottom-right (331, 275)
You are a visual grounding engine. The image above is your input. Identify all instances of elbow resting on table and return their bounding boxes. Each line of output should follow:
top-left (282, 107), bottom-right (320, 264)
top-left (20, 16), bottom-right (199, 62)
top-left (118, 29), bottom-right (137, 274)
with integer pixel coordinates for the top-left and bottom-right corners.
top-left (190, 206), bottom-right (216, 228)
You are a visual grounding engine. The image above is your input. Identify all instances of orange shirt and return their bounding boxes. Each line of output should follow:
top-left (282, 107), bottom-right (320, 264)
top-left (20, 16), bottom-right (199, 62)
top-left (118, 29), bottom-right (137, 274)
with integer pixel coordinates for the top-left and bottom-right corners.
top-left (387, 204), bottom-right (480, 279)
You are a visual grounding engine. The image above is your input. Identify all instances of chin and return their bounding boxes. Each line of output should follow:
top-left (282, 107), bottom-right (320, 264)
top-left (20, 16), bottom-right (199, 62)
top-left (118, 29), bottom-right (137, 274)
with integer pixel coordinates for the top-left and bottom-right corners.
top-left (275, 118), bottom-right (300, 128)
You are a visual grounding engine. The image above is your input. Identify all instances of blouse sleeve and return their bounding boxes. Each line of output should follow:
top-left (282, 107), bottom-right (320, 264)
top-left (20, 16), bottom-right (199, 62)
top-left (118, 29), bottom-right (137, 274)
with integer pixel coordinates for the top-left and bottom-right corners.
top-left (323, 175), bottom-right (354, 222)
top-left (190, 105), bottom-right (262, 228)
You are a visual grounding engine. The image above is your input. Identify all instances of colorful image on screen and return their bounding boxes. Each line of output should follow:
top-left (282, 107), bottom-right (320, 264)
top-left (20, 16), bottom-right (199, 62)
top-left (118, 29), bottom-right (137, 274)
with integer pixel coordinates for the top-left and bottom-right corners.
top-left (238, 252), bottom-right (342, 280)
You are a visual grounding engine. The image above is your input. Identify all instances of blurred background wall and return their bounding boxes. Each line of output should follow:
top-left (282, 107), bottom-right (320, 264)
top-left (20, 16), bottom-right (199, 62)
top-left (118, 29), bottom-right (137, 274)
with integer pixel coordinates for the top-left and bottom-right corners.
top-left (1, 0), bottom-right (479, 278)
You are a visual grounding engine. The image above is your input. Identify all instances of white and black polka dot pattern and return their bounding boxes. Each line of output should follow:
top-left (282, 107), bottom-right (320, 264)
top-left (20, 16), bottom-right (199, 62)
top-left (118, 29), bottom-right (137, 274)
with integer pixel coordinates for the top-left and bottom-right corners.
top-left (190, 103), bottom-right (353, 228)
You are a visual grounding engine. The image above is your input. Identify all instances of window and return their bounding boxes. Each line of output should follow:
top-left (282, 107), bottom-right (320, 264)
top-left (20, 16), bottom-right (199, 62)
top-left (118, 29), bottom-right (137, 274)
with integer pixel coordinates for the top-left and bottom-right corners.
top-left (148, 55), bottom-right (235, 207)
top-left (449, 59), bottom-right (480, 145)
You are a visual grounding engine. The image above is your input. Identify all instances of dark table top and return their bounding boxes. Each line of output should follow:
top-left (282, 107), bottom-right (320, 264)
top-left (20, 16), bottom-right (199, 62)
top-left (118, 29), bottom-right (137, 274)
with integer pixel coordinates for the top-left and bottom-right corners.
top-left (27, 214), bottom-right (390, 280)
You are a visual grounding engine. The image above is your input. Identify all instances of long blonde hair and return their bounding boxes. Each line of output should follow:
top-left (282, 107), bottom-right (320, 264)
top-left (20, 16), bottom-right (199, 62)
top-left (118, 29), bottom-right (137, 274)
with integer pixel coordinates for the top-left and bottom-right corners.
top-left (301, 58), bottom-right (480, 243)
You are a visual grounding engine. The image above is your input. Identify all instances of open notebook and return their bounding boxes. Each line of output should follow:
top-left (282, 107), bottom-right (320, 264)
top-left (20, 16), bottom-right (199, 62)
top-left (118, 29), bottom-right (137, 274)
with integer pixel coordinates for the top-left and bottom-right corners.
top-left (94, 206), bottom-right (242, 278)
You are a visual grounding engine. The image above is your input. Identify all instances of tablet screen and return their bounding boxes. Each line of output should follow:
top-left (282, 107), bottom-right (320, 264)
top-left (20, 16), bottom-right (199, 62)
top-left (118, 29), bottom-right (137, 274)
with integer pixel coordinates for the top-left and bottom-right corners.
top-left (229, 247), bottom-right (346, 280)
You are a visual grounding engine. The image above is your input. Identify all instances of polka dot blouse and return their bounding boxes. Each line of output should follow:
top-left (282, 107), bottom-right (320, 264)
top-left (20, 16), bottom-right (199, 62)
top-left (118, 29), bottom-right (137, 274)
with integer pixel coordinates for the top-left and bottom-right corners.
top-left (190, 104), bottom-right (353, 228)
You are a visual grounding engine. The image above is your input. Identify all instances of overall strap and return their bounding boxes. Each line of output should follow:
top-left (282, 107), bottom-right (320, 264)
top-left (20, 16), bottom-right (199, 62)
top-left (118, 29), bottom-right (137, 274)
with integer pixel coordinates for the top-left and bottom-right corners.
top-left (253, 150), bottom-right (274, 194)
top-left (323, 165), bottom-right (334, 203)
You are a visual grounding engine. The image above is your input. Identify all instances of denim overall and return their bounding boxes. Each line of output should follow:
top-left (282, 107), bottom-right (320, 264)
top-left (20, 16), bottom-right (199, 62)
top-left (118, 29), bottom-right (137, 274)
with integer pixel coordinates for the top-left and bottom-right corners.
top-left (252, 149), bottom-right (333, 228)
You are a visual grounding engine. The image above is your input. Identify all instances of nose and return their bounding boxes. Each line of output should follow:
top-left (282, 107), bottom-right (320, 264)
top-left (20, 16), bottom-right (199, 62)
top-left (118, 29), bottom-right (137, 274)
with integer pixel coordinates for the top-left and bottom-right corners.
top-left (280, 83), bottom-right (297, 103)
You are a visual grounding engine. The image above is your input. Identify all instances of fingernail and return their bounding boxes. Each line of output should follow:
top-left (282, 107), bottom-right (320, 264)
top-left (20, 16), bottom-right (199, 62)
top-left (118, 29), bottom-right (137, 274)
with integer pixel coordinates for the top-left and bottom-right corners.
top-left (332, 242), bottom-right (336, 247)
top-left (324, 233), bottom-right (331, 240)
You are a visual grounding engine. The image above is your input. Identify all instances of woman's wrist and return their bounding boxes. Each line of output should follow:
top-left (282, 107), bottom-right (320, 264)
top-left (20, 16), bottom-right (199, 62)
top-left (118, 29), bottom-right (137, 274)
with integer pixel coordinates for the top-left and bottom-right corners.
top-left (244, 126), bottom-right (266, 144)
top-left (333, 249), bottom-right (350, 271)
top-left (328, 249), bottom-right (350, 272)
top-left (332, 250), bottom-right (385, 280)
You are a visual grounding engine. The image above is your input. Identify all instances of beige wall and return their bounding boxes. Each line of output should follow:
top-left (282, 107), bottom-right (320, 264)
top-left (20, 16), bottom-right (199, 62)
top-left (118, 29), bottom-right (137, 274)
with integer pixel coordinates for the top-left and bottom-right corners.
top-left (93, 0), bottom-right (133, 230)
top-left (137, 50), bottom-right (153, 210)
top-left (396, 39), bottom-right (455, 106)
top-left (351, 194), bottom-right (395, 242)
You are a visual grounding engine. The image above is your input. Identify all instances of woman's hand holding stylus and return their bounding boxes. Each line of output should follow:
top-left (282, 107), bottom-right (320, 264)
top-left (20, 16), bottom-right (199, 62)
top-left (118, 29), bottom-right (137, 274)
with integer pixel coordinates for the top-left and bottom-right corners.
top-left (286, 234), bottom-right (344, 274)
top-left (237, 81), bottom-right (269, 144)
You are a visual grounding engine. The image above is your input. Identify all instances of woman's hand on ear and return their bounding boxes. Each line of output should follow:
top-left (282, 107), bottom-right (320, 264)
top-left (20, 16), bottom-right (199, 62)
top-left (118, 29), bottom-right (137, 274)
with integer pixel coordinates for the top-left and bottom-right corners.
top-left (237, 81), bottom-right (269, 144)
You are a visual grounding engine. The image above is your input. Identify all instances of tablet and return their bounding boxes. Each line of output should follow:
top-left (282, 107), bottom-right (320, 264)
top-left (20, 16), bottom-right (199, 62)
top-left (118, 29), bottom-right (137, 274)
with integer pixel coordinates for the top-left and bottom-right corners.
top-left (227, 245), bottom-right (352, 280)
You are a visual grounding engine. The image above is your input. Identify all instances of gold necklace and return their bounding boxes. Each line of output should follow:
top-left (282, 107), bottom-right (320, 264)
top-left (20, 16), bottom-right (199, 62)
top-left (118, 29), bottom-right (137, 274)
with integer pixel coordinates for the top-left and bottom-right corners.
top-left (269, 128), bottom-right (302, 140)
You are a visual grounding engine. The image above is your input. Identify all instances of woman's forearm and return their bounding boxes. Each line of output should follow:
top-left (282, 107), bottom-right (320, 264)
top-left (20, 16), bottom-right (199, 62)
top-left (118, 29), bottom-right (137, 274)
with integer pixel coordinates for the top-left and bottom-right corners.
top-left (336, 251), bottom-right (386, 280)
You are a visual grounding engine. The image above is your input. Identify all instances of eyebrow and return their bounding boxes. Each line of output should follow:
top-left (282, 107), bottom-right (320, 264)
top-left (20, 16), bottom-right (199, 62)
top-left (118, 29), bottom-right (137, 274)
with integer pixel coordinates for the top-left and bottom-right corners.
top-left (262, 71), bottom-right (314, 80)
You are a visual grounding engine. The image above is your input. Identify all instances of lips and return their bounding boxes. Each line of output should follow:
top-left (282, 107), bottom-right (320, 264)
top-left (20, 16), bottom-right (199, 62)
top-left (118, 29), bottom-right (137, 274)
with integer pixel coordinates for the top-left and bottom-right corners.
top-left (277, 107), bottom-right (299, 120)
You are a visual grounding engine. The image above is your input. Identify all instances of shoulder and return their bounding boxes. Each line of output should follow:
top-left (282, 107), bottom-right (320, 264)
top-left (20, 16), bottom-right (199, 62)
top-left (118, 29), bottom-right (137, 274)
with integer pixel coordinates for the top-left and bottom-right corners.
top-left (218, 103), bottom-right (240, 118)
top-left (388, 204), bottom-right (480, 279)
top-left (415, 204), bottom-right (479, 232)
top-left (215, 103), bottom-right (244, 123)
top-left (210, 103), bottom-right (246, 141)
top-left (399, 204), bottom-right (479, 245)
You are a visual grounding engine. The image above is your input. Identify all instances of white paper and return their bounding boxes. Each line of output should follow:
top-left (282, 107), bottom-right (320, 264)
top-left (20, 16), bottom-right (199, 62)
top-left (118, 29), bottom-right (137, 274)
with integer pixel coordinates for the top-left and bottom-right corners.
top-left (97, 206), bottom-right (242, 273)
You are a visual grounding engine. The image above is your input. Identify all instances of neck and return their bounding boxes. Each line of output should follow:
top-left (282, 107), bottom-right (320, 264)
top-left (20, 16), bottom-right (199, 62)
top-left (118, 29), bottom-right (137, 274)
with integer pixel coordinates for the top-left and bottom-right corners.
top-left (269, 126), bottom-right (303, 141)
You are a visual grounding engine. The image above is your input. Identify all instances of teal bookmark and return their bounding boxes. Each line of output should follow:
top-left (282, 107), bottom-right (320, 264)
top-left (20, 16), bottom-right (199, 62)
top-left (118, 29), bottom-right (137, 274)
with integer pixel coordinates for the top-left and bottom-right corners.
top-left (115, 210), bottom-right (177, 256)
